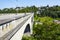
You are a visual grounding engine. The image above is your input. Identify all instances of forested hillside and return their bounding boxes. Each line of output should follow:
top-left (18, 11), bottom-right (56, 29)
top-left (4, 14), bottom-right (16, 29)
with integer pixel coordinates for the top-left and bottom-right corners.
top-left (0, 6), bottom-right (38, 13)
top-left (40, 5), bottom-right (60, 18)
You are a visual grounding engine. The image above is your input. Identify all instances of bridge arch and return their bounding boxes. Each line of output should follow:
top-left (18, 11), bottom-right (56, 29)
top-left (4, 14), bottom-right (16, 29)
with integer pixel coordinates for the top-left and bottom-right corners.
top-left (24, 24), bottom-right (30, 33)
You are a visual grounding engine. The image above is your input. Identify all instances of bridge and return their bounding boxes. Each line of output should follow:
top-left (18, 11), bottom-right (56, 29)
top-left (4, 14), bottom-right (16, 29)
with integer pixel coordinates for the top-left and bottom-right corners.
top-left (0, 13), bottom-right (34, 40)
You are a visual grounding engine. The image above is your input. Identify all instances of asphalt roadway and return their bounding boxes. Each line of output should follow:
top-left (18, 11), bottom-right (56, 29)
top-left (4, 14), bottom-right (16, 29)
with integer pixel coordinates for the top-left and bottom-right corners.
top-left (0, 13), bottom-right (29, 26)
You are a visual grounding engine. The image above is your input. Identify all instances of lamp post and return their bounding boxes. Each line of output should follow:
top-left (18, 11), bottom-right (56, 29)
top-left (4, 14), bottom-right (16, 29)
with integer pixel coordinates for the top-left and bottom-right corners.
top-left (16, 0), bottom-right (18, 14)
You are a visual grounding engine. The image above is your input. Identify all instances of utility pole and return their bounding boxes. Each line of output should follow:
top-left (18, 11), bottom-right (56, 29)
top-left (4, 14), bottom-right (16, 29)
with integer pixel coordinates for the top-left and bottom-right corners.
top-left (16, 0), bottom-right (18, 14)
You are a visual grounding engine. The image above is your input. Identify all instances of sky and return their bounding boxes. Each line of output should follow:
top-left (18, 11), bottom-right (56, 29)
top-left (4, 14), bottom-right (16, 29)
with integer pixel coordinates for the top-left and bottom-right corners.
top-left (0, 0), bottom-right (60, 9)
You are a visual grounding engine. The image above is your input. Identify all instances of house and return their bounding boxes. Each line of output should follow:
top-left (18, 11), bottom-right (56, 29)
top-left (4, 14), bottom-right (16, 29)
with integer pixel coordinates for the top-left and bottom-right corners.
top-left (53, 20), bottom-right (60, 24)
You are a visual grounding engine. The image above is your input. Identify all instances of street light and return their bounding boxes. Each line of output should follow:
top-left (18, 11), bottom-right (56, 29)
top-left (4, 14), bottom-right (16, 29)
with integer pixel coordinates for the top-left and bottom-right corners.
top-left (16, 0), bottom-right (18, 14)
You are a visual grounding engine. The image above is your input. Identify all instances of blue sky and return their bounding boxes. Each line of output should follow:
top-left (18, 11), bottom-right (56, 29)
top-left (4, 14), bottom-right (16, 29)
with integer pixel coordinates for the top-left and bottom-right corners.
top-left (0, 0), bottom-right (60, 9)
